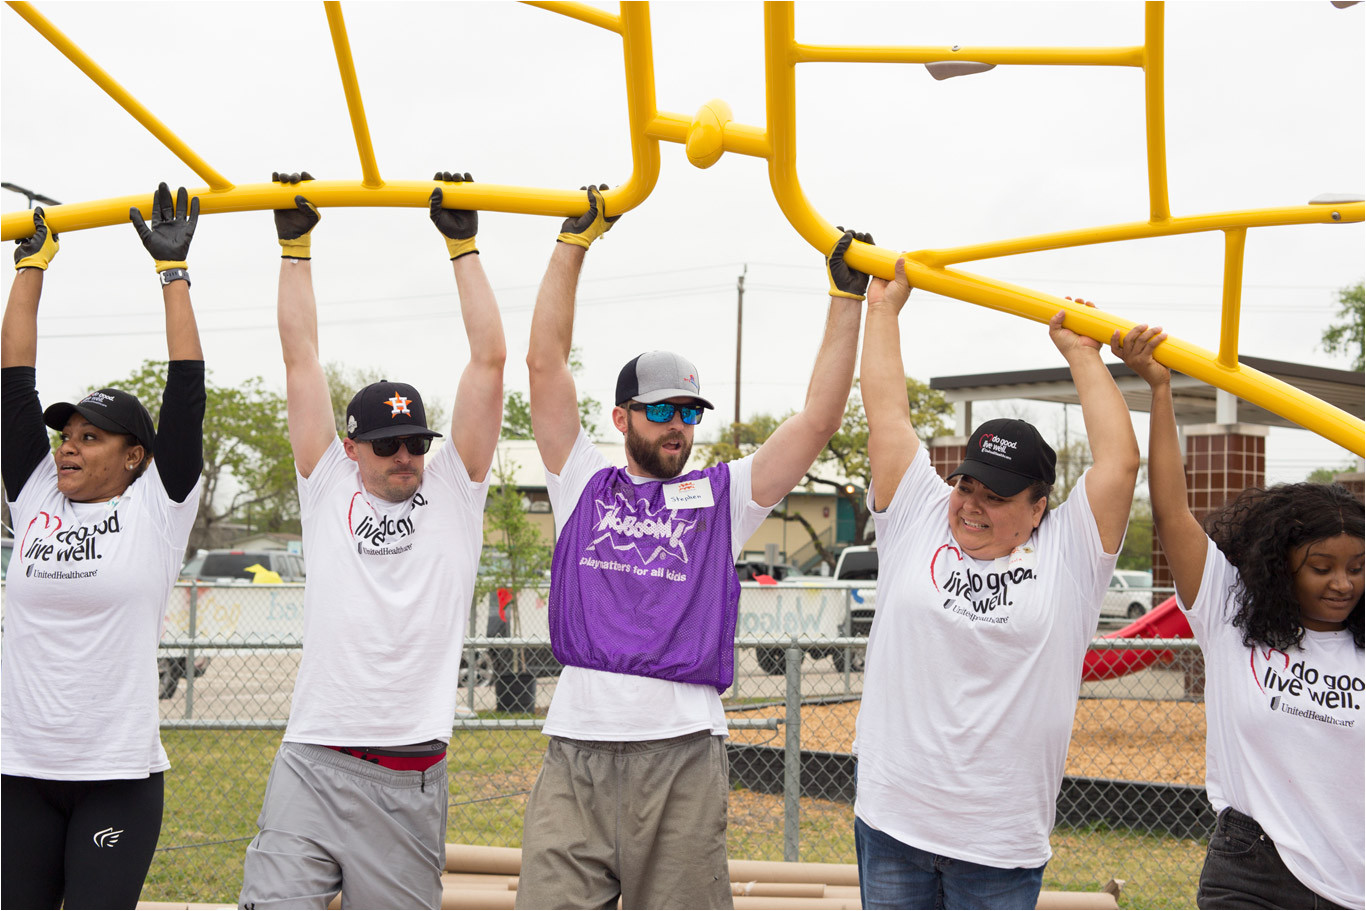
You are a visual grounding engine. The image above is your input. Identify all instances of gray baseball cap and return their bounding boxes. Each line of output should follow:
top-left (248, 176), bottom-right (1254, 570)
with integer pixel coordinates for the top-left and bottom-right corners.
top-left (615, 350), bottom-right (714, 409)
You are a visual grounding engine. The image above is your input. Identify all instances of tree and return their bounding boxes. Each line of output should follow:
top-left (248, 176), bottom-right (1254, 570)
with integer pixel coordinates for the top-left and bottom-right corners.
top-left (477, 454), bottom-right (553, 672)
top-left (501, 346), bottom-right (601, 440)
top-left (1117, 497), bottom-right (1153, 572)
top-left (1321, 279), bottom-right (1364, 371)
top-left (1306, 461), bottom-right (1359, 484)
top-left (701, 377), bottom-right (952, 571)
top-left (98, 360), bottom-right (295, 555)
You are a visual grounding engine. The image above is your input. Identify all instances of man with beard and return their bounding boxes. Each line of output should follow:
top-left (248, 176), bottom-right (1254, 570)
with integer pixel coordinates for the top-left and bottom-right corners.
top-left (516, 186), bottom-right (869, 909)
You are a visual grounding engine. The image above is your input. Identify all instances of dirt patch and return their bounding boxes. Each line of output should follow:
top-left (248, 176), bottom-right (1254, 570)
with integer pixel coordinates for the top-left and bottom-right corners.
top-left (727, 697), bottom-right (1206, 786)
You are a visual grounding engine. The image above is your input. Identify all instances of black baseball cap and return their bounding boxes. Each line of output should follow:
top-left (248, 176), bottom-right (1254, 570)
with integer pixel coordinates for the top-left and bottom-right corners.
top-left (616, 350), bottom-right (715, 409)
top-left (44, 388), bottom-right (155, 453)
top-left (948, 418), bottom-right (1056, 497)
top-left (345, 381), bottom-right (443, 441)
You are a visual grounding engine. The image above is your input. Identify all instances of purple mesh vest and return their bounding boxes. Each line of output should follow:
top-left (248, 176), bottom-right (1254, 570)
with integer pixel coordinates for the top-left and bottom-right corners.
top-left (549, 464), bottom-right (740, 692)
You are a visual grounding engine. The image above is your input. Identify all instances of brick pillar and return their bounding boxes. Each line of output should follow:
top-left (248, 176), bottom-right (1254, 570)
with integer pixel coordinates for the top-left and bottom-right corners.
top-left (1155, 423), bottom-right (1267, 699)
top-left (926, 436), bottom-right (967, 483)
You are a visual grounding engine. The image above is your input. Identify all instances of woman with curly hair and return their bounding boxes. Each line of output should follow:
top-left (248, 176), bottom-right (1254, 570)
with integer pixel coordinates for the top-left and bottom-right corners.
top-left (1116, 324), bottom-right (1363, 910)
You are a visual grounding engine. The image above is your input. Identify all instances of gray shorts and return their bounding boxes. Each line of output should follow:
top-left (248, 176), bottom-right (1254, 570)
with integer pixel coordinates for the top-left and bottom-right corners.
top-left (238, 741), bottom-right (448, 910)
top-left (515, 730), bottom-right (732, 910)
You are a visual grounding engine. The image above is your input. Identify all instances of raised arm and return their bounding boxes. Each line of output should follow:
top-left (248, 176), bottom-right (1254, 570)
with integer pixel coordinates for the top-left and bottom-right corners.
top-left (527, 186), bottom-right (619, 474)
top-left (1112, 324), bottom-right (1206, 605)
top-left (129, 182), bottom-right (206, 499)
top-left (271, 173), bottom-right (335, 477)
top-left (430, 173), bottom-right (505, 483)
top-left (2, 208), bottom-right (59, 496)
top-left (2, 207), bottom-right (55, 369)
top-left (860, 257), bottom-right (921, 511)
top-left (1048, 301), bottom-right (1140, 554)
top-left (750, 230), bottom-right (868, 507)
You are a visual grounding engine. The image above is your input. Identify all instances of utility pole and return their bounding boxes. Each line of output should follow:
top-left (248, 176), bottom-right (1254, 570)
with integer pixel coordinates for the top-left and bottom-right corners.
top-left (1, 182), bottom-right (61, 208)
top-left (733, 265), bottom-right (746, 447)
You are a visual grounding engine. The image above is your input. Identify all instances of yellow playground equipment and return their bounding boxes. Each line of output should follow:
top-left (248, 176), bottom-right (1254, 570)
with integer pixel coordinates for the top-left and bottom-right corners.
top-left (3, 1), bottom-right (1363, 454)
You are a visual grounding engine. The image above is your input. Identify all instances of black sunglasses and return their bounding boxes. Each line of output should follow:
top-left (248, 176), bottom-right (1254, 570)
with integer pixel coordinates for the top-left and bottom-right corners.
top-left (628, 402), bottom-right (704, 425)
top-left (369, 436), bottom-right (432, 457)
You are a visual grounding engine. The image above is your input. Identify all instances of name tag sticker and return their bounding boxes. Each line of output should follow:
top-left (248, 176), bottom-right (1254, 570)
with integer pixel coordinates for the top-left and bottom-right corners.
top-left (1006, 544), bottom-right (1038, 572)
top-left (664, 477), bottom-right (715, 509)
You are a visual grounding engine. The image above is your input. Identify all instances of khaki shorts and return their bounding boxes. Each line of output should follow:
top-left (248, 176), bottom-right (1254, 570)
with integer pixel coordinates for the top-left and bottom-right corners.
top-left (238, 742), bottom-right (448, 910)
top-left (515, 731), bottom-right (733, 910)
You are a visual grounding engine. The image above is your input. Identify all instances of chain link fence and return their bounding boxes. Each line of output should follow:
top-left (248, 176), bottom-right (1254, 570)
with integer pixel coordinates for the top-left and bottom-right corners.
top-left (8, 580), bottom-right (1207, 907)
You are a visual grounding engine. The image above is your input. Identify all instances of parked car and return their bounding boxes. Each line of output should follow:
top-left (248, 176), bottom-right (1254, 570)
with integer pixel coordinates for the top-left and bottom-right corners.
top-left (734, 560), bottom-right (807, 582)
top-left (1100, 569), bottom-right (1155, 621)
top-left (161, 549), bottom-right (307, 699)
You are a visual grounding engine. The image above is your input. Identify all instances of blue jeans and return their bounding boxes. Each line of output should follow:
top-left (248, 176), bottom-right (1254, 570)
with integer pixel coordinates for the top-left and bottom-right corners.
top-left (855, 816), bottom-right (1047, 910)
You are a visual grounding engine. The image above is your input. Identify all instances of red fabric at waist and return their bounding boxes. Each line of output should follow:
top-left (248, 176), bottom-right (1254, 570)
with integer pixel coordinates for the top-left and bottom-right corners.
top-left (325, 745), bottom-right (446, 772)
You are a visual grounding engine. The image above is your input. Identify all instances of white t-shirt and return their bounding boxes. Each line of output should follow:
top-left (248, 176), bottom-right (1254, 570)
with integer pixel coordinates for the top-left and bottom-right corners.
top-left (542, 429), bottom-right (772, 740)
top-left (1181, 541), bottom-right (1365, 908)
top-left (853, 446), bottom-right (1116, 868)
top-left (2, 459), bottom-right (201, 779)
top-left (284, 438), bottom-right (489, 746)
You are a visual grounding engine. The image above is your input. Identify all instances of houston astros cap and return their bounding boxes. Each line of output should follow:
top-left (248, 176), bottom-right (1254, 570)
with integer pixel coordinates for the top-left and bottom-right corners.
top-left (345, 381), bottom-right (443, 441)
top-left (616, 350), bottom-right (715, 409)
top-left (44, 388), bottom-right (156, 453)
top-left (948, 418), bottom-right (1056, 498)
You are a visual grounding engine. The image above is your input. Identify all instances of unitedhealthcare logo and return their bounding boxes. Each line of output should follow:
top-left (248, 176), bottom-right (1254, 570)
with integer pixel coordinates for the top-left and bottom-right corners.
top-left (93, 826), bottom-right (124, 847)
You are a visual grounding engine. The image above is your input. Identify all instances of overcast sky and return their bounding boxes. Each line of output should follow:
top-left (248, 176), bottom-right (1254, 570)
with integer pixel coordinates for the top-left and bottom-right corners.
top-left (3, 1), bottom-right (1362, 485)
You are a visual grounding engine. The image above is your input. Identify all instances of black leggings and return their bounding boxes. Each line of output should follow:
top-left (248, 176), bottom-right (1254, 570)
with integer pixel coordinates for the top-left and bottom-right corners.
top-left (1, 772), bottom-right (164, 909)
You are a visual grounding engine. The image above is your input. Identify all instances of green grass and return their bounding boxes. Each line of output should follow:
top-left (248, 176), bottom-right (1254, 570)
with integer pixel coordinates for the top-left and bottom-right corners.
top-left (143, 730), bottom-right (1207, 908)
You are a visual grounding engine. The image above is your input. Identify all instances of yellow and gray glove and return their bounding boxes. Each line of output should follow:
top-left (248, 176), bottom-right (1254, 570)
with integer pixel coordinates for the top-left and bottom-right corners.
top-left (826, 227), bottom-right (874, 300)
top-left (557, 185), bottom-right (620, 249)
top-left (14, 207), bottom-right (58, 271)
top-left (430, 171), bottom-right (478, 260)
top-left (272, 171), bottom-right (320, 259)
top-left (130, 182), bottom-right (199, 273)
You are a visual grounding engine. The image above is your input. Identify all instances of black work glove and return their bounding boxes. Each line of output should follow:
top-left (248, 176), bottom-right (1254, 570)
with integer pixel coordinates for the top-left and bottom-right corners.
top-left (557, 184), bottom-right (620, 248)
top-left (430, 171), bottom-right (478, 260)
top-left (14, 207), bottom-right (58, 271)
top-left (827, 227), bottom-right (874, 300)
top-left (271, 171), bottom-right (319, 259)
top-left (130, 182), bottom-right (199, 272)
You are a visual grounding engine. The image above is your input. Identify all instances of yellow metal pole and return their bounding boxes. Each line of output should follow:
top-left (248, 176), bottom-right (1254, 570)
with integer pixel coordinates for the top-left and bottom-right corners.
top-left (5, 1), bottom-right (233, 192)
top-left (608, 2), bottom-right (661, 216)
top-left (323, 2), bottom-right (383, 189)
top-left (520, 0), bottom-right (621, 33)
top-left (764, 3), bottom-right (838, 257)
top-left (908, 202), bottom-right (1363, 268)
top-left (792, 43), bottom-right (1144, 67)
top-left (1144, 2), bottom-right (1171, 221)
top-left (1217, 229), bottom-right (1246, 369)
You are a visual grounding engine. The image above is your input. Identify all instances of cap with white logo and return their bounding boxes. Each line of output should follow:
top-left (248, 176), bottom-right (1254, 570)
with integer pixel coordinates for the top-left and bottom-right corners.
top-left (947, 418), bottom-right (1056, 497)
top-left (345, 380), bottom-right (443, 441)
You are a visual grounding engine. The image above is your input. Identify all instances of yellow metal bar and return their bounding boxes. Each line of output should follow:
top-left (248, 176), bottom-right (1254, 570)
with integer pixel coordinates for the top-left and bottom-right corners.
top-left (1, 181), bottom-right (607, 240)
top-left (793, 43), bottom-right (1144, 67)
top-left (896, 261), bottom-right (1365, 455)
top-left (324, 2), bottom-right (382, 188)
top-left (909, 202), bottom-right (1364, 267)
top-left (5, 1), bottom-right (233, 192)
top-left (520, 0), bottom-right (622, 33)
top-left (1144, 2), bottom-right (1170, 221)
top-left (604, 2), bottom-right (660, 215)
top-left (1217, 229), bottom-right (1246, 369)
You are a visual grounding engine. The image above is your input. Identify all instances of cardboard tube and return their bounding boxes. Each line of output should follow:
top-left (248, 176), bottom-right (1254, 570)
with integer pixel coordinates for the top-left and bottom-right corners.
top-left (732, 897), bottom-right (860, 910)
top-left (728, 859), bottom-right (860, 887)
top-left (445, 843), bottom-right (523, 875)
top-left (1036, 891), bottom-right (1120, 910)
top-left (440, 887), bottom-right (516, 910)
top-left (732, 882), bottom-right (826, 898)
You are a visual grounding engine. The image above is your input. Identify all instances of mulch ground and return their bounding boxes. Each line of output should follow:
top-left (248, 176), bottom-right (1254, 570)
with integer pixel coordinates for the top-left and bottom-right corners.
top-left (727, 697), bottom-right (1206, 786)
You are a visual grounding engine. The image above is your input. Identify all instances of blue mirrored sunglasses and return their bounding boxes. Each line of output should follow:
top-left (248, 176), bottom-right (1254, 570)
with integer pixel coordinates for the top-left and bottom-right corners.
top-left (629, 402), bottom-right (704, 425)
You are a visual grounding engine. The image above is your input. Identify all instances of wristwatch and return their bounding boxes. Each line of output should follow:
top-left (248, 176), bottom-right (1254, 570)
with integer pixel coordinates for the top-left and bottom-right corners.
top-left (159, 268), bottom-right (191, 288)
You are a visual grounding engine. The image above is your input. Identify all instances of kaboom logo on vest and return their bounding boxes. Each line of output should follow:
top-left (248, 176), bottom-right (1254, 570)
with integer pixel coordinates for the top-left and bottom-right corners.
top-left (589, 491), bottom-right (697, 565)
